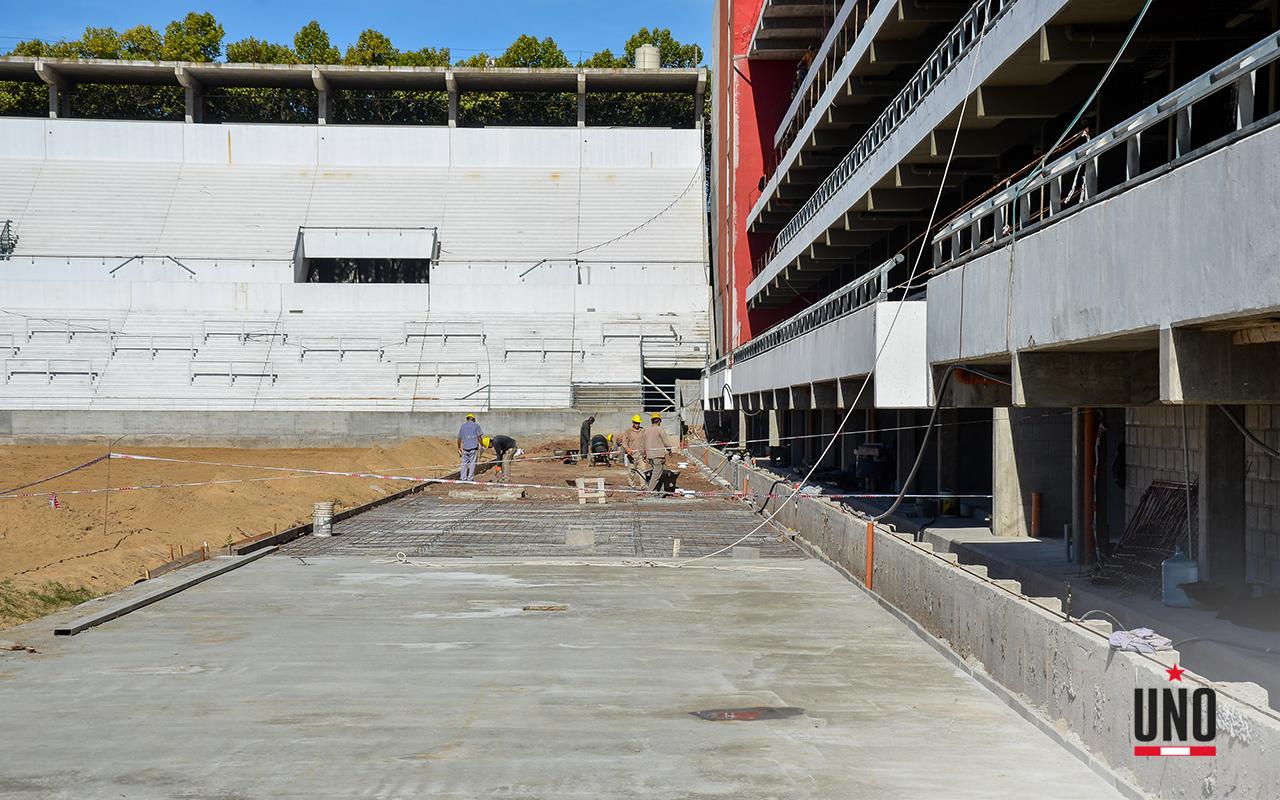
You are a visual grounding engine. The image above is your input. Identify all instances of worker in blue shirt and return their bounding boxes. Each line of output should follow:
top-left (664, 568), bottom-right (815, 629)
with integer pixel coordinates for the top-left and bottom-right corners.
top-left (457, 412), bottom-right (483, 482)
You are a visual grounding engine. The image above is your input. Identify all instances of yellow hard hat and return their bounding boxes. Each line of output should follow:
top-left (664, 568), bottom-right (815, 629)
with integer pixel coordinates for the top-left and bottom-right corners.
top-left (465, 412), bottom-right (476, 420)
top-left (631, 414), bottom-right (643, 424)
top-left (650, 413), bottom-right (662, 421)
top-left (482, 436), bottom-right (491, 448)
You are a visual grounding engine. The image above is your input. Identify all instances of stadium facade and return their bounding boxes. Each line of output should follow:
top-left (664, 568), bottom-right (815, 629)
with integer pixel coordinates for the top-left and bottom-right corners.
top-left (0, 59), bottom-right (710, 442)
top-left (708, 0), bottom-right (1280, 592)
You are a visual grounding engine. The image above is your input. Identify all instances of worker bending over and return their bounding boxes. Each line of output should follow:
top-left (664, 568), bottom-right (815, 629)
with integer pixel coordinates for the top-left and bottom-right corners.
top-left (617, 414), bottom-right (646, 487)
top-left (457, 412), bottom-right (483, 482)
top-left (642, 413), bottom-right (677, 494)
top-left (483, 434), bottom-right (518, 482)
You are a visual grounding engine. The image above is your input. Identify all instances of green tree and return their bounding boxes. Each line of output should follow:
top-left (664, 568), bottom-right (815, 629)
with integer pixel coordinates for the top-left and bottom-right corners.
top-left (497, 35), bottom-right (570, 68)
top-left (216, 37), bottom-right (309, 124)
top-left (121, 25), bottom-right (164, 60)
top-left (293, 21), bottom-right (340, 65)
top-left (622, 27), bottom-right (703, 68)
top-left (161, 11), bottom-right (224, 62)
top-left (344, 29), bottom-right (397, 66)
top-left (225, 37), bottom-right (297, 64)
top-left (77, 27), bottom-right (125, 59)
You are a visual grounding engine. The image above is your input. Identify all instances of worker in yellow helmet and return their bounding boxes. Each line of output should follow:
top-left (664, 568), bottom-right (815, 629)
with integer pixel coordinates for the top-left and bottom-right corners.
top-left (616, 413), bottom-right (647, 488)
top-left (482, 433), bottom-right (518, 483)
top-left (641, 412), bottom-right (677, 495)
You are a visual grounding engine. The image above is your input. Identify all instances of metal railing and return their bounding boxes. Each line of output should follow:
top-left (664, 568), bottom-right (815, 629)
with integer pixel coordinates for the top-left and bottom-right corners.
top-left (733, 253), bottom-right (903, 365)
top-left (931, 32), bottom-right (1280, 271)
top-left (755, 0), bottom-right (1017, 277)
top-left (770, 1), bottom-right (874, 174)
top-left (0, 220), bottom-right (18, 259)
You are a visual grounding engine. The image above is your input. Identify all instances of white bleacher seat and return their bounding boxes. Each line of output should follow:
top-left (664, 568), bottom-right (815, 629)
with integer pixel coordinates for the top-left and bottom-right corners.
top-left (395, 360), bottom-right (480, 385)
top-left (189, 360), bottom-right (277, 385)
top-left (4, 358), bottom-right (98, 383)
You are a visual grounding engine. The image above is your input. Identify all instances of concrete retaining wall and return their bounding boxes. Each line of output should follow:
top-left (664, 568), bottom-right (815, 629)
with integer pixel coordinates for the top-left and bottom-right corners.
top-left (0, 409), bottom-right (636, 447)
top-left (692, 445), bottom-right (1280, 800)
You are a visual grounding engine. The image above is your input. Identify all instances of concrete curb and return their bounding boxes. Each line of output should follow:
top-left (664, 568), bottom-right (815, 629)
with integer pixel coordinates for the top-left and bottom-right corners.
top-left (53, 547), bottom-right (276, 635)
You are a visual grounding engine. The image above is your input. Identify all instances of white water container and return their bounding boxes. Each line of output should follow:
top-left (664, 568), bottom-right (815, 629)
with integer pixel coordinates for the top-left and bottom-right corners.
top-left (313, 501), bottom-right (335, 537)
top-left (1161, 547), bottom-right (1199, 607)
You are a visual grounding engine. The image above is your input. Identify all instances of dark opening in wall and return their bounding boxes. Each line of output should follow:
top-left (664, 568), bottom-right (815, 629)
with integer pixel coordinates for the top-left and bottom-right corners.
top-left (305, 257), bottom-right (430, 283)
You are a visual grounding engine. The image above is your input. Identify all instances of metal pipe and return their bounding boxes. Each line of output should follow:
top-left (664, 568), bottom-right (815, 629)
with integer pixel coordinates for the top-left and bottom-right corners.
top-left (1031, 491), bottom-right (1042, 538)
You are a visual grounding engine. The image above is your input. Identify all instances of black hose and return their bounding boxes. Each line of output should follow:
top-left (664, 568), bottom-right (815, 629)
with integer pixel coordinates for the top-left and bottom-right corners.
top-left (1217, 405), bottom-right (1280, 459)
top-left (873, 364), bottom-right (1012, 522)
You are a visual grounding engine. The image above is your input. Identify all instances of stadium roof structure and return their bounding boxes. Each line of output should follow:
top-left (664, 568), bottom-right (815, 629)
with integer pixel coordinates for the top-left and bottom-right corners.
top-left (0, 56), bottom-right (708, 125)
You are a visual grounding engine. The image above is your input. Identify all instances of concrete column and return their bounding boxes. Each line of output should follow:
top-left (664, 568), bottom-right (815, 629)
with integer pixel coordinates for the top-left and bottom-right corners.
top-left (994, 407), bottom-right (1075, 539)
top-left (694, 69), bottom-right (706, 129)
top-left (737, 409), bottom-right (748, 449)
top-left (1071, 408), bottom-right (1083, 562)
top-left (937, 408), bottom-right (961, 502)
top-left (895, 409), bottom-right (918, 492)
top-left (175, 66), bottom-right (204, 124)
top-left (790, 410), bottom-right (805, 467)
top-left (767, 409), bottom-right (781, 449)
top-left (446, 71), bottom-right (458, 128)
top-left (35, 63), bottom-right (69, 119)
top-left (311, 68), bottom-right (331, 125)
top-left (577, 72), bottom-right (586, 128)
top-left (992, 408), bottom-right (1024, 537)
top-left (1197, 405), bottom-right (1247, 587)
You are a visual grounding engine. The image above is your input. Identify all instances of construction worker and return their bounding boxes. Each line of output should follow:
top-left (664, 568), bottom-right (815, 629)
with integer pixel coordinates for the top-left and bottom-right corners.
top-left (457, 412), bottom-right (483, 483)
top-left (483, 434), bottom-right (517, 482)
top-left (578, 415), bottom-right (595, 463)
top-left (617, 414), bottom-right (647, 487)
top-left (642, 412), bottom-right (677, 494)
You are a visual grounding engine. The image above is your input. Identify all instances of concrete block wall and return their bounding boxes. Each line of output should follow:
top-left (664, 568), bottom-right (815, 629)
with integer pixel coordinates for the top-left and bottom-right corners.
top-left (692, 444), bottom-right (1280, 800)
top-left (1243, 405), bottom-right (1280, 585)
top-left (1126, 405), bottom-right (1280, 586)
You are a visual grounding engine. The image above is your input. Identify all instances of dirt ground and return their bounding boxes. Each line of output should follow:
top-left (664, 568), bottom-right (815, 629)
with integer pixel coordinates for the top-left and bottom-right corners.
top-left (0, 437), bottom-right (720, 627)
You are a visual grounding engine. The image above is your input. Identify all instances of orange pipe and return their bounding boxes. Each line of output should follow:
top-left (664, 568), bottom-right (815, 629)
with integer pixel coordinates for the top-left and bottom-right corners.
top-left (1030, 491), bottom-right (1042, 539)
top-left (865, 520), bottom-right (875, 590)
top-left (1081, 409), bottom-right (1097, 564)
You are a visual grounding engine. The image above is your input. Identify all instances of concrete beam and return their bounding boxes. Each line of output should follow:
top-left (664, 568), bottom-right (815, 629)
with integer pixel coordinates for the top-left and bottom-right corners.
top-left (825, 228), bottom-right (889, 247)
top-left (935, 365), bottom-right (1013, 408)
top-left (824, 104), bottom-right (879, 127)
top-left (311, 68), bottom-right (332, 125)
top-left (1161, 327), bottom-right (1280, 404)
top-left (812, 381), bottom-right (838, 409)
top-left (1039, 26), bottom-right (1141, 65)
top-left (35, 62), bottom-right (70, 118)
top-left (174, 66), bottom-right (205, 124)
top-left (1013, 350), bottom-right (1158, 407)
top-left (577, 72), bottom-right (587, 128)
top-left (977, 84), bottom-right (1076, 120)
top-left (869, 39), bottom-right (935, 65)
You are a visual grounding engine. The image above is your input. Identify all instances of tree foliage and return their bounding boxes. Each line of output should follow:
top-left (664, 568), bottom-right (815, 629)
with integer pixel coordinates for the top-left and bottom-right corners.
top-left (1, 13), bottom-right (706, 128)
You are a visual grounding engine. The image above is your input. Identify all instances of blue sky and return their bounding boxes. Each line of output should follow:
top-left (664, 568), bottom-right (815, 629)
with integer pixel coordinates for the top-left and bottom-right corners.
top-left (0, 1), bottom-right (714, 64)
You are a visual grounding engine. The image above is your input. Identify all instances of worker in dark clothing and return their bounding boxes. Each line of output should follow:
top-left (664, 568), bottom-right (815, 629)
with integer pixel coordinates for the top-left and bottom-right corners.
top-left (578, 416), bottom-right (595, 464)
top-left (483, 434), bottom-right (517, 482)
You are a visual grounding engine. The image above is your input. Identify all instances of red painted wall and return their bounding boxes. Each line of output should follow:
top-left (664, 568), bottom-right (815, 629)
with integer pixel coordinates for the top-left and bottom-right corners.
top-left (712, 0), bottom-right (801, 356)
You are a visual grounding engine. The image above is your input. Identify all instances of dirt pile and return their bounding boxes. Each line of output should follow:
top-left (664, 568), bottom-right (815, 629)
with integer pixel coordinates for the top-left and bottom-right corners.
top-left (0, 438), bottom-right (459, 627)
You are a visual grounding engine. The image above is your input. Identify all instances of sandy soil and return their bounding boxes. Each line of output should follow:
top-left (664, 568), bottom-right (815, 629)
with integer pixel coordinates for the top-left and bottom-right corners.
top-left (0, 436), bottom-right (718, 627)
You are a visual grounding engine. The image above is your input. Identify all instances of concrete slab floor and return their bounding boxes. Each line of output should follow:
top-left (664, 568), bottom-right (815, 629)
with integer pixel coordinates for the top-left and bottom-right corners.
top-left (0, 557), bottom-right (1125, 799)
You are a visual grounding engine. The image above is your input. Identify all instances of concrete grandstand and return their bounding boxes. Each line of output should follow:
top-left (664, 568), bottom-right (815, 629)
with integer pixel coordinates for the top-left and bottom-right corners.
top-left (0, 63), bottom-right (710, 440)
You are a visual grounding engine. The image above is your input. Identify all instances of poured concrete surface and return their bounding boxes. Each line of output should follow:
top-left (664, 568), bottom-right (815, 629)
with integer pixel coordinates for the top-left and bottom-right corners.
top-left (0, 556), bottom-right (1122, 799)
